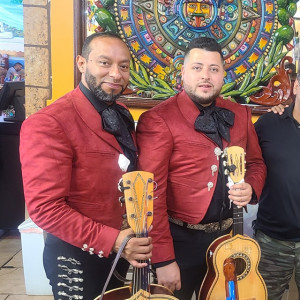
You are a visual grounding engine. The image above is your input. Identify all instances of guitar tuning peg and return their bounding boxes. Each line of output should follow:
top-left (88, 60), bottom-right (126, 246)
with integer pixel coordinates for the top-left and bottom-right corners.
top-left (223, 161), bottom-right (227, 167)
top-left (228, 165), bottom-right (236, 172)
top-left (118, 178), bottom-right (123, 192)
top-left (224, 169), bottom-right (229, 175)
top-left (119, 196), bottom-right (125, 206)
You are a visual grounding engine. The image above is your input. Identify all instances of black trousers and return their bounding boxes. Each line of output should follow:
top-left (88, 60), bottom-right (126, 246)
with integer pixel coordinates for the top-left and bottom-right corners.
top-left (169, 222), bottom-right (231, 300)
top-left (43, 234), bottom-right (129, 300)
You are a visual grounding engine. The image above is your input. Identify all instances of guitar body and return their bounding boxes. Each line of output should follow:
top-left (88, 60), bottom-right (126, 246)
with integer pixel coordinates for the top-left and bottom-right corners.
top-left (199, 234), bottom-right (267, 300)
top-left (96, 284), bottom-right (177, 300)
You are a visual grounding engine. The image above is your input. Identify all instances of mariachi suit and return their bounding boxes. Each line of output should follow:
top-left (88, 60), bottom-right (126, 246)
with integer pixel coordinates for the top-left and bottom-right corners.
top-left (136, 90), bottom-right (266, 299)
top-left (20, 86), bottom-right (134, 299)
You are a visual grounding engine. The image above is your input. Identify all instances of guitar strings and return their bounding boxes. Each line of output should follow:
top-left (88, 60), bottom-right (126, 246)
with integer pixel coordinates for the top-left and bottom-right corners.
top-left (132, 176), bottom-right (152, 296)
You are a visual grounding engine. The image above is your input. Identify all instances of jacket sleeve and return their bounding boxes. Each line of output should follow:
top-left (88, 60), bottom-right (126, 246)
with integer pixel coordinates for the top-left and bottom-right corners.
top-left (136, 110), bottom-right (175, 263)
top-left (244, 107), bottom-right (267, 201)
top-left (20, 113), bottom-right (119, 258)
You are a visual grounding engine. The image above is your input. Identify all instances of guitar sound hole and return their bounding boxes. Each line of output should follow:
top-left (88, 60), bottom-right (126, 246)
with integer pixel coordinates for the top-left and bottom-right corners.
top-left (234, 257), bottom-right (246, 277)
top-left (230, 253), bottom-right (251, 280)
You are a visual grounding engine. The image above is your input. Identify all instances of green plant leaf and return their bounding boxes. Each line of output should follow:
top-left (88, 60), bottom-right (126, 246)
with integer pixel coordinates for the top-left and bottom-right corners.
top-left (154, 77), bottom-right (175, 92)
top-left (220, 82), bottom-right (236, 94)
top-left (130, 70), bottom-right (148, 86)
top-left (138, 64), bottom-right (151, 85)
top-left (241, 86), bottom-right (263, 97)
top-left (238, 72), bottom-right (251, 92)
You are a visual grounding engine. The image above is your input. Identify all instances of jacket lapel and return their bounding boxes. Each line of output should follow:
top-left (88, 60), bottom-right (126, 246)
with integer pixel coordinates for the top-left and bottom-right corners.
top-left (178, 90), bottom-right (230, 149)
top-left (177, 90), bottom-right (200, 127)
top-left (72, 87), bottom-right (123, 153)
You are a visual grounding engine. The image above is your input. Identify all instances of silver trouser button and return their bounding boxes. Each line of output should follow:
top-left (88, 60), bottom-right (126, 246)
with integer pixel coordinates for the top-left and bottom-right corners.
top-left (207, 182), bottom-right (213, 191)
top-left (211, 164), bottom-right (218, 176)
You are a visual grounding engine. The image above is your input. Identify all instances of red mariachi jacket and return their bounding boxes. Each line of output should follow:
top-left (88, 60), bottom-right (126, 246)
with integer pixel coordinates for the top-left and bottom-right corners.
top-left (20, 86), bottom-right (134, 258)
top-left (136, 90), bottom-right (266, 263)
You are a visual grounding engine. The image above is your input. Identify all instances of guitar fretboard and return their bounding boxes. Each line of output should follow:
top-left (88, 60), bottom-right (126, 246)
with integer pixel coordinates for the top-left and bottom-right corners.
top-left (232, 205), bottom-right (243, 236)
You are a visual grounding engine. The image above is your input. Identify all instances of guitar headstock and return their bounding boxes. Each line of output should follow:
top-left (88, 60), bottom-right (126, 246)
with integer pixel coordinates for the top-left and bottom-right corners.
top-left (223, 146), bottom-right (246, 184)
top-left (121, 171), bottom-right (154, 236)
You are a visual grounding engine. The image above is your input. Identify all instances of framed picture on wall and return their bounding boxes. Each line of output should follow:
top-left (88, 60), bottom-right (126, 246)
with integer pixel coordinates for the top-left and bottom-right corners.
top-left (74, 0), bottom-right (296, 112)
top-left (74, 0), bottom-right (164, 109)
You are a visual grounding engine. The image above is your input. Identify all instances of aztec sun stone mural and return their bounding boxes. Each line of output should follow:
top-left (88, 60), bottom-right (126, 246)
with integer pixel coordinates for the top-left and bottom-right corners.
top-left (88, 0), bottom-right (297, 104)
top-left (115, 0), bottom-right (276, 83)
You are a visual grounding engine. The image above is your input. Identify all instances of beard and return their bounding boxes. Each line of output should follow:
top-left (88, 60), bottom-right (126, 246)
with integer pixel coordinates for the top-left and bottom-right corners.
top-left (184, 83), bottom-right (221, 106)
top-left (85, 69), bottom-right (126, 103)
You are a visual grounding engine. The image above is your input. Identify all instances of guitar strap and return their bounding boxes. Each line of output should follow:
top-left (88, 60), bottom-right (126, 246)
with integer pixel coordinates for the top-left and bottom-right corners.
top-left (98, 234), bottom-right (135, 300)
top-left (219, 153), bottom-right (227, 229)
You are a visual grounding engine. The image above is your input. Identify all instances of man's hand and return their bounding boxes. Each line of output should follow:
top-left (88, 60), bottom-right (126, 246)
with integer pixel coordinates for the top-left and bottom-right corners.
top-left (156, 261), bottom-right (181, 292)
top-left (228, 182), bottom-right (252, 207)
top-left (267, 104), bottom-right (288, 115)
top-left (113, 228), bottom-right (152, 268)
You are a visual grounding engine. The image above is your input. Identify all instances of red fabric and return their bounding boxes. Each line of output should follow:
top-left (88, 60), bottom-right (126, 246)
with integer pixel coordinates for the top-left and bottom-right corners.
top-left (20, 86), bottom-right (134, 257)
top-left (136, 90), bottom-right (266, 263)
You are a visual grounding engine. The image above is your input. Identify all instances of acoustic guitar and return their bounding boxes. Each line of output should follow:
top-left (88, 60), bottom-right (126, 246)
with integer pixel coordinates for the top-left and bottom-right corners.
top-left (95, 171), bottom-right (178, 300)
top-left (199, 146), bottom-right (267, 300)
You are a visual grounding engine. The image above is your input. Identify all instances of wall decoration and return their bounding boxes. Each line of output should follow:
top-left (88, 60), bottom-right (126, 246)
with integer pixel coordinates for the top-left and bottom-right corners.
top-left (79, 0), bottom-right (298, 108)
top-left (0, 0), bottom-right (24, 55)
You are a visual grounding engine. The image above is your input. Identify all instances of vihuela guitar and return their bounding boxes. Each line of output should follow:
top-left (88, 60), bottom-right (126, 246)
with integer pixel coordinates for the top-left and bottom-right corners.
top-left (199, 146), bottom-right (267, 300)
top-left (95, 171), bottom-right (178, 300)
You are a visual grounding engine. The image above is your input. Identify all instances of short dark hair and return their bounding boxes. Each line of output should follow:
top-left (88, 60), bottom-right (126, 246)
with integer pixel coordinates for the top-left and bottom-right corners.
top-left (81, 32), bottom-right (125, 60)
top-left (184, 37), bottom-right (224, 62)
top-left (14, 62), bottom-right (23, 67)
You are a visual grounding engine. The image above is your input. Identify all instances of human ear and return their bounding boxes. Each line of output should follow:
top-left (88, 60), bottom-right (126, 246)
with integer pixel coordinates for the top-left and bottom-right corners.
top-left (76, 55), bottom-right (86, 73)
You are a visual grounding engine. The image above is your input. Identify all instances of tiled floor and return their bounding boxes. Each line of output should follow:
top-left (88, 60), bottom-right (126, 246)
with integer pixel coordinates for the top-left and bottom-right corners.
top-left (0, 229), bottom-right (298, 300)
top-left (0, 230), bottom-right (54, 300)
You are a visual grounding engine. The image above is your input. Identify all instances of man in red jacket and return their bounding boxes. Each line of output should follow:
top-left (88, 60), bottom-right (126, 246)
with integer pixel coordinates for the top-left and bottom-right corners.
top-left (137, 37), bottom-right (266, 299)
top-left (20, 32), bottom-right (152, 300)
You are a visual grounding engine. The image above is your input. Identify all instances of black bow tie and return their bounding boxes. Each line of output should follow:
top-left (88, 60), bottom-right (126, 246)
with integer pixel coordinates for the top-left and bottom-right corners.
top-left (194, 104), bottom-right (235, 148)
top-left (101, 103), bottom-right (136, 152)
top-left (101, 104), bottom-right (137, 171)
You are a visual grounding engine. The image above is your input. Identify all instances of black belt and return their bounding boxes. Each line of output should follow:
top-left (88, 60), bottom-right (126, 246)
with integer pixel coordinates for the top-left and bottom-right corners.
top-left (168, 216), bottom-right (233, 233)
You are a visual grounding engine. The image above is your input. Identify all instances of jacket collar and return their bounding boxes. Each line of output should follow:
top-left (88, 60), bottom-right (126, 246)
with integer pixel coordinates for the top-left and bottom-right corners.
top-left (177, 90), bottom-right (202, 126)
top-left (72, 85), bottom-right (123, 153)
top-left (177, 90), bottom-right (228, 148)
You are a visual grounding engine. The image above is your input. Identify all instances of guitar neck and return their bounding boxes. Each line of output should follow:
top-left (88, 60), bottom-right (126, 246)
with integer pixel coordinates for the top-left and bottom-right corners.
top-left (232, 205), bottom-right (243, 236)
top-left (132, 264), bottom-right (149, 295)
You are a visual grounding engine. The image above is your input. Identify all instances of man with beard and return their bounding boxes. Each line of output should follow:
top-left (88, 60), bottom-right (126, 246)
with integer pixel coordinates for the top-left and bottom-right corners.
top-left (136, 37), bottom-right (266, 300)
top-left (20, 32), bottom-right (152, 300)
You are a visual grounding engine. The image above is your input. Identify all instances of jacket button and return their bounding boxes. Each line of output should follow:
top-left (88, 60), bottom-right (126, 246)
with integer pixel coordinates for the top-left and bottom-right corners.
top-left (214, 147), bottom-right (222, 160)
top-left (207, 182), bottom-right (213, 191)
top-left (211, 164), bottom-right (218, 176)
top-left (81, 244), bottom-right (88, 251)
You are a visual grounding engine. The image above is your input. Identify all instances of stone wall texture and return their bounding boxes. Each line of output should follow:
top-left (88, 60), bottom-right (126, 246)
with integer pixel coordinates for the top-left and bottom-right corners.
top-left (23, 0), bottom-right (51, 117)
